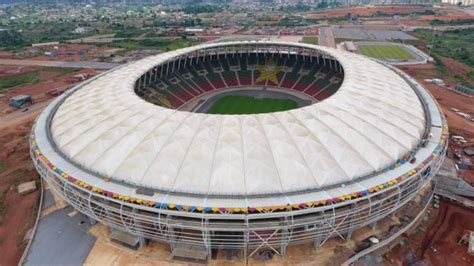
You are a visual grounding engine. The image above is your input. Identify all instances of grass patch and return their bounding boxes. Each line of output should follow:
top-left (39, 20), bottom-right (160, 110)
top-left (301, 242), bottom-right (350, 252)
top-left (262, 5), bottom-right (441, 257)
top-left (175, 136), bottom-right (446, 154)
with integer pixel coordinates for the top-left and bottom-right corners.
top-left (432, 54), bottom-right (448, 76)
top-left (0, 71), bottom-right (39, 91)
top-left (0, 189), bottom-right (6, 219)
top-left (335, 38), bottom-right (355, 44)
top-left (40, 67), bottom-right (79, 76)
top-left (109, 38), bottom-right (191, 51)
top-left (301, 36), bottom-right (318, 45)
top-left (467, 71), bottom-right (474, 80)
top-left (208, 95), bottom-right (298, 115)
top-left (0, 203), bottom-right (4, 219)
top-left (415, 28), bottom-right (474, 68)
top-left (0, 161), bottom-right (6, 173)
top-left (358, 45), bottom-right (415, 60)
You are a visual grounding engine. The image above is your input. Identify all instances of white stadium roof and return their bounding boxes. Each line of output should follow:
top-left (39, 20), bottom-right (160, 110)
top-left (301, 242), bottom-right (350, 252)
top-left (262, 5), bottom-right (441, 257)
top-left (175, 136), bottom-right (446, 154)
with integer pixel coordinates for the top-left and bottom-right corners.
top-left (49, 42), bottom-right (426, 197)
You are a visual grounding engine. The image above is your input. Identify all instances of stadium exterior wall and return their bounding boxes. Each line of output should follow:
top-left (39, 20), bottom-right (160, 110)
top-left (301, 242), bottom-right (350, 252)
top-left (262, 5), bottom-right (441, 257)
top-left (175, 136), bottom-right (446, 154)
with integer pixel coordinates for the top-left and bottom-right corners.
top-left (30, 42), bottom-right (448, 257)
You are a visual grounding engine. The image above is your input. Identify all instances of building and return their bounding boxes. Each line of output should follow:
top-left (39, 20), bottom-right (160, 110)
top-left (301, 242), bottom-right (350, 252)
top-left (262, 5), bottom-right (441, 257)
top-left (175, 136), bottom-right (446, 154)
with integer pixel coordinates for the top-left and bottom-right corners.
top-left (442, 0), bottom-right (474, 5)
top-left (31, 41), bottom-right (447, 261)
top-left (454, 84), bottom-right (474, 96)
top-left (31, 41), bottom-right (60, 47)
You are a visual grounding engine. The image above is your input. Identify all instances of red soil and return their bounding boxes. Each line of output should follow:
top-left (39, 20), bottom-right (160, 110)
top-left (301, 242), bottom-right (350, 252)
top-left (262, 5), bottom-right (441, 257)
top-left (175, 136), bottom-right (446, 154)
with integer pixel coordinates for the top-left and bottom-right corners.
top-left (397, 62), bottom-right (474, 139)
top-left (419, 14), bottom-right (474, 21)
top-left (420, 201), bottom-right (474, 265)
top-left (0, 68), bottom-right (97, 112)
top-left (27, 43), bottom-right (113, 62)
top-left (0, 120), bottom-right (40, 266)
top-left (399, 61), bottom-right (474, 186)
top-left (386, 200), bottom-right (474, 265)
top-left (0, 51), bottom-right (16, 60)
top-left (0, 65), bottom-right (38, 79)
top-left (0, 65), bottom-right (100, 266)
top-left (388, 51), bottom-right (474, 265)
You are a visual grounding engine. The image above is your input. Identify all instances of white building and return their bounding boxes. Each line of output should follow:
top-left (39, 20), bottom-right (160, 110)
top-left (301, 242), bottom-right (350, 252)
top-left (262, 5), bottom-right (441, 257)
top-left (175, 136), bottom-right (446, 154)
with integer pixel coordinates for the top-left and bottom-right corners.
top-left (442, 0), bottom-right (474, 5)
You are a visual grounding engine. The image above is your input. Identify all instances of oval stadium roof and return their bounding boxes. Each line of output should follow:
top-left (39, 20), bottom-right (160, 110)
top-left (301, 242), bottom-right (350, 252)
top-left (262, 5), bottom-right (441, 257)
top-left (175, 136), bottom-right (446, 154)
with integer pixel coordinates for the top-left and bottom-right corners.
top-left (49, 42), bottom-right (426, 197)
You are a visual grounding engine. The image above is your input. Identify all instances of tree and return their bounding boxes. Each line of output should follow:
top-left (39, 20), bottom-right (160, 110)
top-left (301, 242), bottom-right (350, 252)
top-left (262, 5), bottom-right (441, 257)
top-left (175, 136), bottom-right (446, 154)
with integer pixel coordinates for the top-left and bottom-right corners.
top-left (0, 30), bottom-right (25, 48)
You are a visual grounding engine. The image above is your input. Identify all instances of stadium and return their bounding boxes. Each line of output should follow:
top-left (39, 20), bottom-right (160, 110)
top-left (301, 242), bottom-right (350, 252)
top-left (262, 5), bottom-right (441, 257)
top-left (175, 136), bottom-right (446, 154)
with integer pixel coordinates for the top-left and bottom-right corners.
top-left (30, 41), bottom-right (447, 259)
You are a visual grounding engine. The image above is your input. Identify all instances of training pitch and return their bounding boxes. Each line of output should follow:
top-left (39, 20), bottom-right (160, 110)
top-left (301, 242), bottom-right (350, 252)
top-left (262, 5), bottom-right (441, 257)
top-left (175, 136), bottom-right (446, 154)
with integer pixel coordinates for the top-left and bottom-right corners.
top-left (208, 95), bottom-right (298, 114)
top-left (358, 44), bottom-right (415, 60)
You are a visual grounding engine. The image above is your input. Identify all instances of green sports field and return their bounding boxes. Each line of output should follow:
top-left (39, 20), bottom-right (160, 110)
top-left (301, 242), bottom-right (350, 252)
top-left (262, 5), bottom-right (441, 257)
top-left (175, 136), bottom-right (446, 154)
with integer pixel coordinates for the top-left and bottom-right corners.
top-left (301, 36), bottom-right (318, 45)
top-left (208, 95), bottom-right (298, 115)
top-left (358, 45), bottom-right (415, 60)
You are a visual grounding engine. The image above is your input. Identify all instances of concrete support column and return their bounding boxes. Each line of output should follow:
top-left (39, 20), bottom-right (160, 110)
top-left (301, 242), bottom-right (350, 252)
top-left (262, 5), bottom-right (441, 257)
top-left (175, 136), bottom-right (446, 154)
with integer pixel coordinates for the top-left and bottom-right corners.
top-left (345, 204), bottom-right (356, 242)
top-left (138, 236), bottom-right (146, 248)
top-left (88, 216), bottom-right (97, 225)
top-left (132, 208), bottom-right (147, 248)
top-left (370, 221), bottom-right (378, 230)
top-left (167, 215), bottom-right (176, 252)
top-left (280, 228), bottom-right (288, 256)
top-left (313, 238), bottom-right (322, 250)
top-left (202, 219), bottom-right (212, 260)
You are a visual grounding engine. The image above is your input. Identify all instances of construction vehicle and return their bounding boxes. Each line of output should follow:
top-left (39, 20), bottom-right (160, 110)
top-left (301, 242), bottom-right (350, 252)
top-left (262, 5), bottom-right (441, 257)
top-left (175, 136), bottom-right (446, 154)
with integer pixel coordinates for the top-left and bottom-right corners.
top-left (9, 95), bottom-right (33, 108)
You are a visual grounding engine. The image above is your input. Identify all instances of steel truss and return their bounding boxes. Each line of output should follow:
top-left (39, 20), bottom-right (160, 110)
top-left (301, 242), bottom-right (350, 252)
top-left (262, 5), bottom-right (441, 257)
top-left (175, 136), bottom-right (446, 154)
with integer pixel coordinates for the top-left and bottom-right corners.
top-left (32, 144), bottom-right (445, 257)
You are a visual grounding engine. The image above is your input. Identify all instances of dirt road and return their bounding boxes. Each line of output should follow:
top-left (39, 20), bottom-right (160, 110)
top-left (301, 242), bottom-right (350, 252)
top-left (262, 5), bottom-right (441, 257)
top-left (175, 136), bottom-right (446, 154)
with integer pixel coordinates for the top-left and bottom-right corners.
top-left (0, 59), bottom-right (119, 69)
top-left (0, 100), bottom-right (52, 130)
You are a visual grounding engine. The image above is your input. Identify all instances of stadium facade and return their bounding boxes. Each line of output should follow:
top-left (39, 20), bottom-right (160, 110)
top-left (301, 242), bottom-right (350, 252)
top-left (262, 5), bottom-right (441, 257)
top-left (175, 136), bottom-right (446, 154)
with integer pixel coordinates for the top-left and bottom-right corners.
top-left (31, 41), bottom-right (447, 258)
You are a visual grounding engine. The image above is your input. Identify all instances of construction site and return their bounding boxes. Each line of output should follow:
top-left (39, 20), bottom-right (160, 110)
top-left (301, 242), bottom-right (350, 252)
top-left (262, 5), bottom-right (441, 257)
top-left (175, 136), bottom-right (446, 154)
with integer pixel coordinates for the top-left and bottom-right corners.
top-left (0, 3), bottom-right (473, 266)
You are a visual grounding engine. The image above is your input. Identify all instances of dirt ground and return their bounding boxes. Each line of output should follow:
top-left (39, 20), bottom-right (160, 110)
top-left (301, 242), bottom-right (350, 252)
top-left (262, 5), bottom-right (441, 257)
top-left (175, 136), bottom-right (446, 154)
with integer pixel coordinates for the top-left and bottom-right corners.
top-left (0, 67), bottom-right (97, 114)
top-left (83, 209), bottom-right (405, 266)
top-left (0, 120), bottom-right (40, 266)
top-left (389, 54), bottom-right (474, 265)
top-left (386, 200), bottom-right (474, 265)
top-left (0, 65), bottom-right (37, 79)
top-left (0, 63), bottom-right (97, 266)
top-left (402, 10), bottom-right (473, 26)
top-left (0, 43), bottom-right (117, 64)
top-left (422, 201), bottom-right (473, 265)
top-left (397, 63), bottom-right (474, 136)
top-left (8, 43), bottom-right (115, 62)
top-left (398, 60), bottom-right (474, 184)
top-left (0, 51), bottom-right (16, 60)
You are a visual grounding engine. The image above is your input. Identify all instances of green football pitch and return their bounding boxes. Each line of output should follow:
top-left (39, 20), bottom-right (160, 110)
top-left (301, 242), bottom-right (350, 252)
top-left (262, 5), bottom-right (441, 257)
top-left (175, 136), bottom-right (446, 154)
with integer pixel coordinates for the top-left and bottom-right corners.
top-left (358, 45), bottom-right (415, 60)
top-left (208, 95), bottom-right (298, 115)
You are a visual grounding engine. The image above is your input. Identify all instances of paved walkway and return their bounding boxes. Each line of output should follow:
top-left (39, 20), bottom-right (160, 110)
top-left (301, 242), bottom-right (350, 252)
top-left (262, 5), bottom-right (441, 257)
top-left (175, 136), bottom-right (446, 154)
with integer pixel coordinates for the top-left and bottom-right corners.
top-left (318, 27), bottom-right (336, 48)
top-left (0, 59), bottom-right (120, 69)
top-left (23, 206), bottom-right (96, 266)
